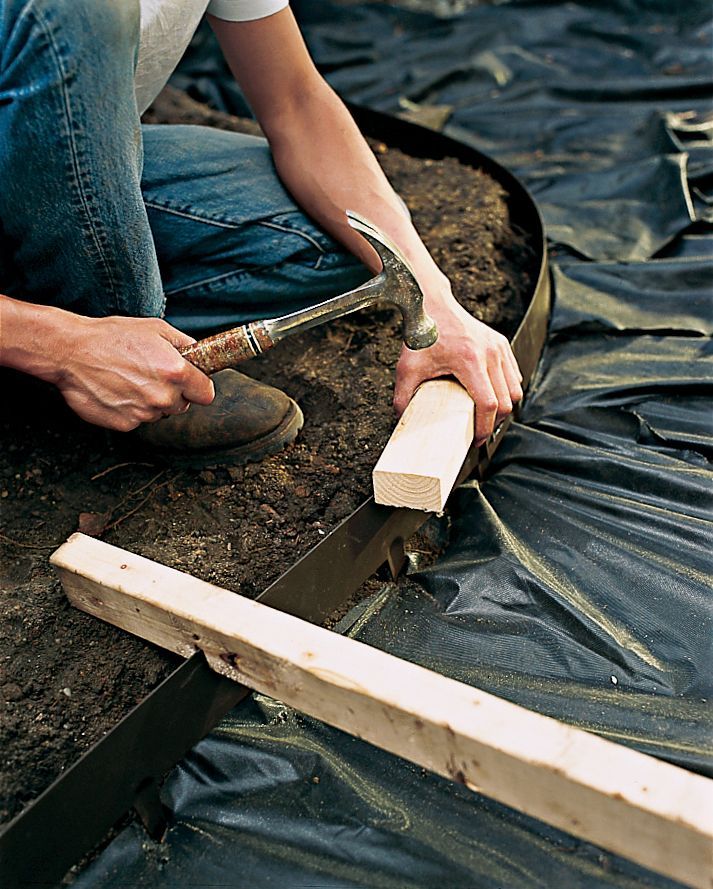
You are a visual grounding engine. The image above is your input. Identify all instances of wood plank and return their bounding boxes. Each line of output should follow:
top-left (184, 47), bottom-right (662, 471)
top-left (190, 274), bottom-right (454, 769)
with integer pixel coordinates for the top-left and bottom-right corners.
top-left (373, 379), bottom-right (474, 511)
top-left (52, 533), bottom-right (713, 889)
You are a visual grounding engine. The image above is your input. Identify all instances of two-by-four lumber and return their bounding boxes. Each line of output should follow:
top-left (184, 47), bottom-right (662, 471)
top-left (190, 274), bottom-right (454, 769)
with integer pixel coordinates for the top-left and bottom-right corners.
top-left (373, 379), bottom-right (474, 511)
top-left (51, 533), bottom-right (713, 889)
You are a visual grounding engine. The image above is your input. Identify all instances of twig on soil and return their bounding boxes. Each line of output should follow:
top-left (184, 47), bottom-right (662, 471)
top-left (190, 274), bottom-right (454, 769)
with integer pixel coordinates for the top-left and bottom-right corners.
top-left (107, 470), bottom-right (167, 516)
top-left (90, 461), bottom-right (154, 481)
top-left (0, 532), bottom-right (59, 550)
top-left (103, 476), bottom-right (175, 532)
top-left (325, 328), bottom-right (355, 352)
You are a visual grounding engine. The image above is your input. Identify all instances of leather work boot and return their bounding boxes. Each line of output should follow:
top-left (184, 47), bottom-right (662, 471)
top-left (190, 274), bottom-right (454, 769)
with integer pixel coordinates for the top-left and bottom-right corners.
top-left (131, 369), bottom-right (303, 467)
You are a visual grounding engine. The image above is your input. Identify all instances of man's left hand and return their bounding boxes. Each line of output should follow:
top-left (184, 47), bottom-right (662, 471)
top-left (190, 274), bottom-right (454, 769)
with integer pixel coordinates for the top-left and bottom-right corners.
top-left (394, 282), bottom-right (523, 443)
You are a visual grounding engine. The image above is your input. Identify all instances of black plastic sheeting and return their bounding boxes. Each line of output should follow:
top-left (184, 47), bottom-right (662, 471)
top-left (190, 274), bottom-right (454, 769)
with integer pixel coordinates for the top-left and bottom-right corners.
top-left (77, 3), bottom-right (712, 887)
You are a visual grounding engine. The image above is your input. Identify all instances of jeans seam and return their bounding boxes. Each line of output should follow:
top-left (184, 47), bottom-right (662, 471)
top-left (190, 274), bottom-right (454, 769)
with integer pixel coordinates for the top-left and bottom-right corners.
top-left (33, 6), bottom-right (120, 306)
top-left (145, 201), bottom-right (328, 268)
top-left (164, 267), bottom-right (251, 296)
top-left (164, 249), bottom-right (347, 298)
top-left (258, 220), bottom-right (326, 270)
top-left (163, 263), bottom-right (292, 298)
top-left (144, 200), bottom-right (242, 230)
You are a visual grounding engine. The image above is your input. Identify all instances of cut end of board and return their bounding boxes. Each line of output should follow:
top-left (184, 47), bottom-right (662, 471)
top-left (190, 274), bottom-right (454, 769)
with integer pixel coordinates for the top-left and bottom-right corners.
top-left (372, 380), bottom-right (474, 511)
top-left (373, 470), bottom-right (446, 512)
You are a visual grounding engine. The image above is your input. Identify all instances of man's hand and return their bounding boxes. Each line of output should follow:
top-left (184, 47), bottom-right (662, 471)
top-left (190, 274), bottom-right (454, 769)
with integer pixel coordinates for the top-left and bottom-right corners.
top-left (56, 316), bottom-right (215, 431)
top-left (394, 283), bottom-right (523, 443)
top-left (0, 296), bottom-right (215, 431)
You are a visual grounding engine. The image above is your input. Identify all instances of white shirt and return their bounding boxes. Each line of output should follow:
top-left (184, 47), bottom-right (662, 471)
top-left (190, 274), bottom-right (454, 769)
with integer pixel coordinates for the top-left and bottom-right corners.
top-left (136, 0), bottom-right (288, 114)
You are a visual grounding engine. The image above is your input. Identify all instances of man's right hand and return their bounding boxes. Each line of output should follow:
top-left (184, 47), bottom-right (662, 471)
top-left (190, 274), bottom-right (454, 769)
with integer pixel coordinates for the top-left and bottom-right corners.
top-left (0, 296), bottom-right (215, 432)
top-left (56, 316), bottom-right (215, 431)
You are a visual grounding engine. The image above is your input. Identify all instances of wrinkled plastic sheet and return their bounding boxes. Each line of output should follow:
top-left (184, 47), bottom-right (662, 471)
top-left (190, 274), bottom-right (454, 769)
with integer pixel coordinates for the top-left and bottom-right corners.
top-left (76, 3), bottom-right (712, 887)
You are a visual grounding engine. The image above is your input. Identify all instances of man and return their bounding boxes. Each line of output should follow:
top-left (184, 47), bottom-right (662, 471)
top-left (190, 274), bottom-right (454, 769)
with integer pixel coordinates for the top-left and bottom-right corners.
top-left (0, 0), bottom-right (522, 464)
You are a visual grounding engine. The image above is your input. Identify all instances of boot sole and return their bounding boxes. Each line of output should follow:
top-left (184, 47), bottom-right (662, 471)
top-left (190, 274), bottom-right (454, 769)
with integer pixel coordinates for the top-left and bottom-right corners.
top-left (128, 399), bottom-right (304, 470)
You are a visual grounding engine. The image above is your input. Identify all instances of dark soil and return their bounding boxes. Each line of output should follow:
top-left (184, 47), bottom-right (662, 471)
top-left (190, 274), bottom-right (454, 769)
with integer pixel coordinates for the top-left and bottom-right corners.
top-left (0, 88), bottom-right (535, 825)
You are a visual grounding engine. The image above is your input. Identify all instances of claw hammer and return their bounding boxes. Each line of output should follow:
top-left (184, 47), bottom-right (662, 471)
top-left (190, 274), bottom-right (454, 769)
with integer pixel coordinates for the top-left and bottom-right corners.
top-left (178, 211), bottom-right (438, 375)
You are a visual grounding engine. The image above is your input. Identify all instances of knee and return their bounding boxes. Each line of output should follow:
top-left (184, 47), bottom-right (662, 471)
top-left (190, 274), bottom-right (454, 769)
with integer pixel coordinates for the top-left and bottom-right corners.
top-left (1, 0), bottom-right (140, 66)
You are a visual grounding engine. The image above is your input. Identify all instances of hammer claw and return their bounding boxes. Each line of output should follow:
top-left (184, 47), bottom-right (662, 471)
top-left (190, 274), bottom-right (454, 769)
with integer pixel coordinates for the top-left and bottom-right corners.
top-left (345, 210), bottom-right (438, 351)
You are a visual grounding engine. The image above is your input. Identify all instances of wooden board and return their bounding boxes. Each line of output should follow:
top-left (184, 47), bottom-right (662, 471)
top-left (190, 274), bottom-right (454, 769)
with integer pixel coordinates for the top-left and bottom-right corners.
top-left (52, 533), bottom-right (713, 889)
top-left (373, 379), bottom-right (474, 511)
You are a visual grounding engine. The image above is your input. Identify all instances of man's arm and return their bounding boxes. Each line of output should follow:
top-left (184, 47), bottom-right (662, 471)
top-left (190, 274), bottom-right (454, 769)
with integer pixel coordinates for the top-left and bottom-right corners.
top-left (0, 295), bottom-right (214, 430)
top-left (208, 8), bottom-right (523, 442)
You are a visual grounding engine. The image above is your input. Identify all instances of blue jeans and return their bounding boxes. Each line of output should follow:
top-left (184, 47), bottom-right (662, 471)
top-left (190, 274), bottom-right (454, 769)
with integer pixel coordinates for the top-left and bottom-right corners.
top-left (0, 0), bottom-right (367, 336)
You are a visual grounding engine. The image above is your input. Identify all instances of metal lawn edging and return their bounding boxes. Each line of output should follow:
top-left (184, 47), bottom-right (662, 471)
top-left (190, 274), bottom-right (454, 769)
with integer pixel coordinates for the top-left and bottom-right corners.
top-left (0, 106), bottom-right (550, 889)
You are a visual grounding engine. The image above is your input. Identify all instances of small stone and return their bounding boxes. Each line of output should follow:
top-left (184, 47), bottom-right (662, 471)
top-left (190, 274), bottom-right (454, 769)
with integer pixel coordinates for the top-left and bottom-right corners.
top-left (2, 682), bottom-right (22, 701)
top-left (62, 687), bottom-right (72, 698)
top-left (78, 511), bottom-right (110, 537)
top-left (259, 503), bottom-right (280, 522)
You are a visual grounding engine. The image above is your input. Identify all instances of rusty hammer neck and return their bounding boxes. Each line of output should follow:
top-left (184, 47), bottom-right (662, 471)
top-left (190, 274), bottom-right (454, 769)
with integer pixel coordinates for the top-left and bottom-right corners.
top-left (265, 271), bottom-right (395, 342)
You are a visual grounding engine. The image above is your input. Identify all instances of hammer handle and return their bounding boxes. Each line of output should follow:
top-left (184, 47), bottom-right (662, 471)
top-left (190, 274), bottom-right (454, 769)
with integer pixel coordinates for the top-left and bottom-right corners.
top-left (179, 322), bottom-right (275, 375)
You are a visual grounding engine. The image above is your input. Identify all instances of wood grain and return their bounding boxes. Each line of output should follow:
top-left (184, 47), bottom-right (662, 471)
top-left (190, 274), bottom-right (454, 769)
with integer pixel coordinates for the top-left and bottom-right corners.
top-left (373, 379), bottom-right (474, 511)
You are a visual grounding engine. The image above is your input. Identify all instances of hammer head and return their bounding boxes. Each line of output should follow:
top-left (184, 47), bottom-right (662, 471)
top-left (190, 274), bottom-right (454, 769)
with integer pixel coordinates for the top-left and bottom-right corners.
top-left (347, 211), bottom-right (438, 351)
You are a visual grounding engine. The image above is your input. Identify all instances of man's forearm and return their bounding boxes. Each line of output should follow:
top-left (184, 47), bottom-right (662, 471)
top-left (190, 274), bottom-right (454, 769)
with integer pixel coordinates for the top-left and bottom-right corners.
top-left (266, 82), bottom-right (449, 296)
top-left (260, 81), bottom-right (525, 432)
top-left (209, 11), bottom-right (442, 289)
top-left (0, 294), bottom-right (74, 384)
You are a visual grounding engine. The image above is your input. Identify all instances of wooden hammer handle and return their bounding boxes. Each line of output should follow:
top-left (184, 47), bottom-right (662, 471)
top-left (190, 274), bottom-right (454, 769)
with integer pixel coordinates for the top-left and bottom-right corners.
top-left (179, 323), bottom-right (274, 375)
